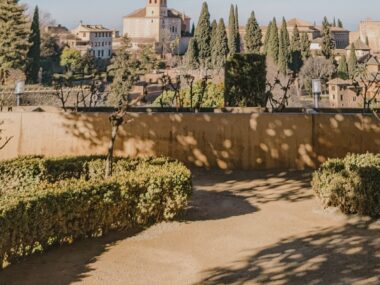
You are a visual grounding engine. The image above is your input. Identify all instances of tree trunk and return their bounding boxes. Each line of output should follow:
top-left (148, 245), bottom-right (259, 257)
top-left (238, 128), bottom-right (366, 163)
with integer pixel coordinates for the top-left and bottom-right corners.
top-left (105, 124), bottom-right (119, 178)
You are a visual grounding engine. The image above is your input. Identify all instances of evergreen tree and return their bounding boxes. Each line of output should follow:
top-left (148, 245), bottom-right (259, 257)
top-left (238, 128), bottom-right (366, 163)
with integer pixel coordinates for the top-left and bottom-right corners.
top-left (228, 4), bottom-right (238, 55)
top-left (211, 18), bottom-right (229, 69)
top-left (0, 0), bottom-right (30, 82)
top-left (267, 17), bottom-right (279, 63)
top-left (333, 17), bottom-right (336, 27)
top-left (337, 19), bottom-right (343, 28)
top-left (300, 32), bottom-right (311, 61)
top-left (191, 23), bottom-right (195, 36)
top-left (210, 19), bottom-right (218, 48)
top-left (263, 20), bottom-right (272, 54)
top-left (365, 36), bottom-right (369, 46)
top-left (186, 38), bottom-right (199, 68)
top-left (26, 6), bottom-right (41, 84)
top-left (290, 25), bottom-right (303, 73)
top-left (244, 11), bottom-right (262, 53)
top-left (235, 5), bottom-right (241, 53)
top-left (194, 2), bottom-right (211, 62)
top-left (337, 55), bottom-right (349, 80)
top-left (348, 43), bottom-right (358, 78)
top-left (278, 17), bottom-right (290, 74)
top-left (321, 16), bottom-right (334, 59)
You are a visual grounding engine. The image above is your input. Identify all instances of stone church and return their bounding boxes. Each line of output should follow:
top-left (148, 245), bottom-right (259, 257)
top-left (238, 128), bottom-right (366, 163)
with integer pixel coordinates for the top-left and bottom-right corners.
top-left (123, 0), bottom-right (191, 52)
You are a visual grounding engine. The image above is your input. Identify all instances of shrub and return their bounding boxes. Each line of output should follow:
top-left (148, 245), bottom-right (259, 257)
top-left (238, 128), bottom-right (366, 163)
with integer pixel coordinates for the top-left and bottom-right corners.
top-left (225, 53), bottom-right (267, 107)
top-left (312, 153), bottom-right (380, 217)
top-left (0, 156), bottom-right (192, 268)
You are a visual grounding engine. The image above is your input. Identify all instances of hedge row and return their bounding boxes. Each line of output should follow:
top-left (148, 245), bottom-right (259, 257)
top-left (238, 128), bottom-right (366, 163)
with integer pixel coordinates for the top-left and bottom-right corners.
top-left (312, 153), bottom-right (380, 217)
top-left (0, 156), bottom-right (192, 268)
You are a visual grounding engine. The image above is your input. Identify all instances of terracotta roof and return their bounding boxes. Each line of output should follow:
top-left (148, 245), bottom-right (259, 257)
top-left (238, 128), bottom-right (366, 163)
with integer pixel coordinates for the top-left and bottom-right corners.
top-left (330, 26), bottom-right (349, 32)
top-left (76, 24), bottom-right (112, 32)
top-left (124, 8), bottom-right (146, 18)
top-left (130, 37), bottom-right (156, 44)
top-left (287, 18), bottom-right (314, 28)
top-left (367, 56), bottom-right (380, 65)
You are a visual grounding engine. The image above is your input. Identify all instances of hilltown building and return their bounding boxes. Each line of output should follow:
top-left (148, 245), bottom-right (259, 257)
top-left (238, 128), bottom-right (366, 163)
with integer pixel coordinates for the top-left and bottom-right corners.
top-left (358, 20), bottom-right (380, 53)
top-left (123, 0), bottom-right (191, 53)
top-left (45, 23), bottom-right (113, 59)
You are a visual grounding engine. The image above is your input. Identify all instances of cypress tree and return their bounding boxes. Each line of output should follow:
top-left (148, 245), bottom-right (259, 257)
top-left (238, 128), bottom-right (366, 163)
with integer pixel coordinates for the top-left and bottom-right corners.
top-left (337, 55), bottom-right (349, 80)
top-left (235, 5), bottom-right (241, 53)
top-left (210, 19), bottom-right (218, 47)
top-left (268, 17), bottom-right (279, 63)
top-left (0, 0), bottom-right (30, 82)
top-left (337, 19), bottom-right (343, 28)
top-left (365, 36), bottom-right (369, 46)
top-left (300, 32), bottom-right (311, 61)
top-left (244, 11), bottom-right (262, 53)
top-left (321, 16), bottom-right (334, 59)
top-left (263, 20), bottom-right (272, 54)
top-left (228, 4), bottom-right (237, 55)
top-left (333, 17), bottom-right (336, 27)
top-left (191, 23), bottom-right (195, 36)
top-left (290, 25), bottom-right (303, 73)
top-left (194, 2), bottom-right (211, 62)
top-left (211, 18), bottom-right (229, 69)
top-left (27, 6), bottom-right (41, 84)
top-left (186, 38), bottom-right (199, 68)
top-left (348, 43), bottom-right (358, 78)
top-left (278, 17), bottom-right (290, 74)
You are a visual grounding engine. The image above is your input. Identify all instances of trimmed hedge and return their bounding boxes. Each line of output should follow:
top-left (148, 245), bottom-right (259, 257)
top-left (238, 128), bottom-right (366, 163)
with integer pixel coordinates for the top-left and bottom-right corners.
top-left (312, 153), bottom-right (380, 217)
top-left (0, 156), bottom-right (192, 268)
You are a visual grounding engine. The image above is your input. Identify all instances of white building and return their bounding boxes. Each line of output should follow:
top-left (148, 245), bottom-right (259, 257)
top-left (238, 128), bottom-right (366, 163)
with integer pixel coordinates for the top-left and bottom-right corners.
top-left (123, 0), bottom-right (191, 53)
top-left (70, 24), bottom-right (113, 59)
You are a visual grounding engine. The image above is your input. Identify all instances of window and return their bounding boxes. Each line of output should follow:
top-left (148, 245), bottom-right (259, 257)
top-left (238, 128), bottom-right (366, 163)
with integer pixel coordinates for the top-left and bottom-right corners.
top-left (332, 86), bottom-right (336, 91)
top-left (353, 96), bottom-right (356, 102)
top-left (108, 50), bottom-right (111, 56)
top-left (340, 95), bottom-right (343, 101)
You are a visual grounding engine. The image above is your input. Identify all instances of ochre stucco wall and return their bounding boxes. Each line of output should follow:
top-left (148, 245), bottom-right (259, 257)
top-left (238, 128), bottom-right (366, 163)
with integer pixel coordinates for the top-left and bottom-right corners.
top-left (0, 112), bottom-right (379, 170)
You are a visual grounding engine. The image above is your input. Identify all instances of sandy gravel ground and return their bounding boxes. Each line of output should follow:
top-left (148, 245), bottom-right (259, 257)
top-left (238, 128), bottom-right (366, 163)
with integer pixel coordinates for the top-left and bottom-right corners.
top-left (1, 169), bottom-right (379, 285)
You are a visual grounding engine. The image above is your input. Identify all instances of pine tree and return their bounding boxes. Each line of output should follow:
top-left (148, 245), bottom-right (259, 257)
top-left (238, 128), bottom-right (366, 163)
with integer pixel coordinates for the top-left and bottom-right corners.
top-left (268, 17), bottom-right (279, 63)
top-left (235, 5), bottom-right (241, 53)
top-left (337, 55), bottom-right (349, 80)
top-left (194, 2), bottom-right (211, 62)
top-left (278, 17), bottom-right (290, 74)
top-left (186, 38), bottom-right (199, 68)
top-left (228, 4), bottom-right (237, 55)
top-left (244, 11), bottom-right (262, 53)
top-left (321, 16), bottom-right (334, 59)
top-left (337, 19), bottom-right (343, 28)
top-left (211, 18), bottom-right (229, 69)
top-left (191, 23), bottom-right (195, 36)
top-left (290, 25), bottom-right (303, 73)
top-left (26, 6), bottom-right (41, 84)
top-left (0, 0), bottom-right (30, 82)
top-left (348, 43), bottom-right (358, 78)
top-left (263, 20), bottom-right (272, 54)
top-left (300, 32), bottom-right (311, 61)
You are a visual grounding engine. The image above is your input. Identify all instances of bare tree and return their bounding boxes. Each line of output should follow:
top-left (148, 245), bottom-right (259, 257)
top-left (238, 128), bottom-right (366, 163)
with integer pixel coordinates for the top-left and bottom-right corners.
top-left (0, 121), bottom-right (12, 151)
top-left (352, 65), bottom-right (380, 111)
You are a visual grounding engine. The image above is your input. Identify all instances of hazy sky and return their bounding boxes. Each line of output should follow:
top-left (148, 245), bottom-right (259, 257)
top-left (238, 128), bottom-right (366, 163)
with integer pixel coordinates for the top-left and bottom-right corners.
top-left (22, 0), bottom-right (379, 32)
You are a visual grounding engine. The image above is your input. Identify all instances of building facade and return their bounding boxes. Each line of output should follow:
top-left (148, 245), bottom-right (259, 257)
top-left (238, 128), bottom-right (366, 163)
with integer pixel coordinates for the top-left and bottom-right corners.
top-left (359, 20), bottom-right (380, 53)
top-left (123, 0), bottom-right (191, 53)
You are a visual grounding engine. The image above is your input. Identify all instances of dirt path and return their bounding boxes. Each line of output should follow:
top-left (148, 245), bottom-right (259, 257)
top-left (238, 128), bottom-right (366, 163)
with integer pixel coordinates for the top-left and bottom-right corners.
top-left (1, 170), bottom-right (380, 285)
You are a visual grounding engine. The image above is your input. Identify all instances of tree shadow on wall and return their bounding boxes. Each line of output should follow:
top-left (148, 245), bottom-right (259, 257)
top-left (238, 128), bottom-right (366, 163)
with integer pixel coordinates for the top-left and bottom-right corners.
top-left (196, 220), bottom-right (380, 285)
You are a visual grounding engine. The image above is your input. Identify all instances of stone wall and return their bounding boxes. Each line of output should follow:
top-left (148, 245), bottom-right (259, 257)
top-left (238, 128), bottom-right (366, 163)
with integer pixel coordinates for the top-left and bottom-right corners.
top-left (0, 112), bottom-right (379, 170)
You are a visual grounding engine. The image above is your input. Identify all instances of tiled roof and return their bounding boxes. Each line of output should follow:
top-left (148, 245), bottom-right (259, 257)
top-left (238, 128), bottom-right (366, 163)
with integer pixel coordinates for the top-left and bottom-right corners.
top-left (346, 39), bottom-right (371, 50)
top-left (124, 8), bottom-right (146, 18)
top-left (328, 78), bottom-right (353, 85)
top-left (77, 24), bottom-right (112, 32)
top-left (287, 18), bottom-right (314, 28)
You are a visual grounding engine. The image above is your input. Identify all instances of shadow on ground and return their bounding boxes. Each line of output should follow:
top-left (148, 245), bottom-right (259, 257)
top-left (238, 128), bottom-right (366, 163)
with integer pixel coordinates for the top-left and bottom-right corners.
top-left (197, 220), bottom-right (380, 285)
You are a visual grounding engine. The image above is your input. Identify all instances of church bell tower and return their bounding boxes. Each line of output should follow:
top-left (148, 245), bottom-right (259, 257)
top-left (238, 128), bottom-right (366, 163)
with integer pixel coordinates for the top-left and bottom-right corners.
top-left (146, 0), bottom-right (168, 17)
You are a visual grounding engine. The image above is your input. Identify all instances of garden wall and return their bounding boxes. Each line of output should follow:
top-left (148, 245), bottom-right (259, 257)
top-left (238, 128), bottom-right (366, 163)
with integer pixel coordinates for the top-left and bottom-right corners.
top-left (0, 112), bottom-right (379, 170)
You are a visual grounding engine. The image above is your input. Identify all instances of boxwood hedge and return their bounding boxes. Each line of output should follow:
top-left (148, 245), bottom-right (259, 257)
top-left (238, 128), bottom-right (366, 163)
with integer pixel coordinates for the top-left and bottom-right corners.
top-left (0, 156), bottom-right (192, 268)
top-left (312, 153), bottom-right (380, 217)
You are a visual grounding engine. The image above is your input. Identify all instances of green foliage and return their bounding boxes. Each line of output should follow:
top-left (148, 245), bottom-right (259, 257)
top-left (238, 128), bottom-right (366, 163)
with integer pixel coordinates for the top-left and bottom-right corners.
top-left (0, 156), bottom-right (192, 267)
top-left (312, 153), bottom-right (380, 217)
top-left (0, 0), bottom-right (31, 82)
top-left (26, 6), bottom-right (41, 84)
top-left (290, 25), bottom-right (303, 73)
top-left (228, 4), bottom-right (238, 56)
top-left (225, 53), bottom-right (267, 107)
top-left (337, 55), bottom-right (349, 80)
top-left (278, 17), bottom-right (290, 74)
top-left (60, 48), bottom-right (82, 73)
top-left (348, 43), bottom-right (358, 78)
top-left (234, 5), bottom-right (241, 53)
top-left (263, 20), bottom-right (272, 54)
top-left (186, 38), bottom-right (199, 69)
top-left (153, 81), bottom-right (224, 108)
top-left (321, 16), bottom-right (335, 59)
top-left (267, 17), bottom-right (279, 63)
top-left (244, 11), bottom-right (262, 53)
top-left (211, 19), bottom-right (229, 69)
top-left (194, 2), bottom-right (211, 62)
top-left (300, 32), bottom-right (311, 61)
top-left (337, 19), bottom-right (343, 28)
